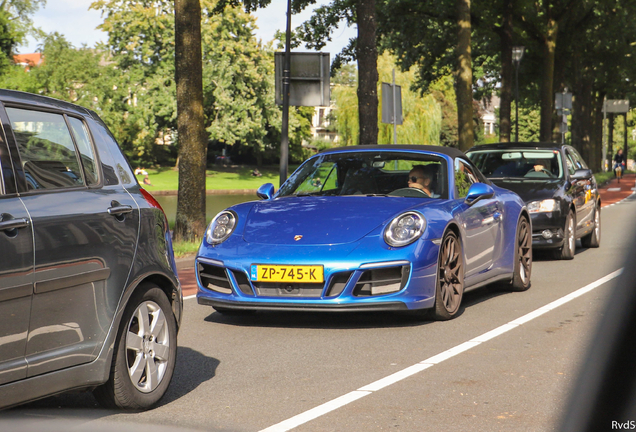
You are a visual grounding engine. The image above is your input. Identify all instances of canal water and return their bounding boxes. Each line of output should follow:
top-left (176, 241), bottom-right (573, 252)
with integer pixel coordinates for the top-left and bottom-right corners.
top-left (155, 194), bottom-right (257, 227)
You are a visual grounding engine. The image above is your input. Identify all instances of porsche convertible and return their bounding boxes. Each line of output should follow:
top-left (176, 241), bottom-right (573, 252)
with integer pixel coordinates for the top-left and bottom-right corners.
top-left (196, 145), bottom-right (532, 320)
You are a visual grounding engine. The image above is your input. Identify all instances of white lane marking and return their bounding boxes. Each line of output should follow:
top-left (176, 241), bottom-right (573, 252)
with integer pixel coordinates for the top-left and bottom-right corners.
top-left (607, 188), bottom-right (622, 192)
top-left (358, 363), bottom-right (433, 392)
top-left (259, 268), bottom-right (623, 432)
top-left (184, 294), bottom-right (196, 300)
top-left (260, 391), bottom-right (371, 432)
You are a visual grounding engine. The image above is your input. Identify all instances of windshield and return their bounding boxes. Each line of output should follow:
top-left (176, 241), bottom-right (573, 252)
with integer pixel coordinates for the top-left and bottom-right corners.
top-left (277, 151), bottom-right (448, 199)
top-left (467, 149), bottom-right (563, 179)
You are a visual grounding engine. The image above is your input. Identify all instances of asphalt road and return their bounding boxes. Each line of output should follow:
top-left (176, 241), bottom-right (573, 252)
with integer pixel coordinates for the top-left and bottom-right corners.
top-left (5, 183), bottom-right (636, 432)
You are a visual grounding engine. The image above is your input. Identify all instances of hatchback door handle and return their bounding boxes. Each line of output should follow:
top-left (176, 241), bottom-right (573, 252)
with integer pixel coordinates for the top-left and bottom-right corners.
top-left (0, 217), bottom-right (29, 231)
top-left (108, 205), bottom-right (133, 216)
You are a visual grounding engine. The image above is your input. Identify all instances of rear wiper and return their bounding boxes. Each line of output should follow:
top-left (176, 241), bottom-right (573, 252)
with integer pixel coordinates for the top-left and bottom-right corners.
top-left (366, 194), bottom-right (388, 197)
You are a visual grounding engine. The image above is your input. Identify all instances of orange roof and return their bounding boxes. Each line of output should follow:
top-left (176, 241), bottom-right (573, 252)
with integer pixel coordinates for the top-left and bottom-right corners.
top-left (13, 53), bottom-right (43, 69)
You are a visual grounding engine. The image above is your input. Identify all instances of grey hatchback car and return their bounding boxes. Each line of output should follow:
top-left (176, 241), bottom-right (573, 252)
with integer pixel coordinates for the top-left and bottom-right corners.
top-left (0, 90), bottom-right (182, 410)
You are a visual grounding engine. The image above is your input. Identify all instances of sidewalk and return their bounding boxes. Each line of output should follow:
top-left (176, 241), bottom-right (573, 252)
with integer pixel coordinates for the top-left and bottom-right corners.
top-left (176, 174), bottom-right (636, 298)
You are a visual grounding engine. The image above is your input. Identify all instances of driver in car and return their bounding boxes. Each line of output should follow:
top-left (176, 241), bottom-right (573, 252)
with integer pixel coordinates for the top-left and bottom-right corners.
top-left (408, 165), bottom-right (434, 197)
top-left (532, 158), bottom-right (552, 174)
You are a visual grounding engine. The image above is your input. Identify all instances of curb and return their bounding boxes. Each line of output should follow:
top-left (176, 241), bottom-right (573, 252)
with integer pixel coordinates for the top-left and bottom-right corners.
top-left (150, 189), bottom-right (259, 196)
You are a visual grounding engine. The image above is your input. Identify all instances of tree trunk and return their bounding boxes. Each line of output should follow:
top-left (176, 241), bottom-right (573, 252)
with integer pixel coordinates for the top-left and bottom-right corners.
top-left (572, 73), bottom-right (593, 163)
top-left (456, 0), bottom-right (473, 151)
top-left (539, 19), bottom-right (558, 142)
top-left (174, 0), bottom-right (207, 242)
top-left (592, 95), bottom-right (604, 172)
top-left (498, 0), bottom-right (513, 143)
top-left (356, 0), bottom-right (378, 145)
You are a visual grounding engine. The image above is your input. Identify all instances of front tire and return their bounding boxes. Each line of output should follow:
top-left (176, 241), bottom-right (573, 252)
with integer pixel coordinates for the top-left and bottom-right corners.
top-left (431, 231), bottom-right (464, 320)
top-left (94, 285), bottom-right (177, 410)
top-left (510, 216), bottom-right (532, 291)
top-left (581, 205), bottom-right (601, 248)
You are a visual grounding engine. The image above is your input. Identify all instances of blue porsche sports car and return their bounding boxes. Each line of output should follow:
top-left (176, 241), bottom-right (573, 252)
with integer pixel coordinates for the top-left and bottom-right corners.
top-left (196, 145), bottom-right (532, 320)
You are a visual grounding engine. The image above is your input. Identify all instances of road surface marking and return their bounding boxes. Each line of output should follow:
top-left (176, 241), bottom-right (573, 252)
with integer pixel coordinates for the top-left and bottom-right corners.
top-left (259, 268), bottom-right (623, 432)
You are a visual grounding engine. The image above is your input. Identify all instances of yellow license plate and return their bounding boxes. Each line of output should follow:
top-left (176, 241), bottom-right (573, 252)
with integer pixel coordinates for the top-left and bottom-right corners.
top-left (250, 265), bottom-right (324, 283)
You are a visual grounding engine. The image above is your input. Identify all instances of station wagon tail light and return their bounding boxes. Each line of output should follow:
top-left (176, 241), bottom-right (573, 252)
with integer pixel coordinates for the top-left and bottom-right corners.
top-left (384, 212), bottom-right (426, 247)
top-left (207, 210), bottom-right (237, 245)
top-left (528, 199), bottom-right (557, 213)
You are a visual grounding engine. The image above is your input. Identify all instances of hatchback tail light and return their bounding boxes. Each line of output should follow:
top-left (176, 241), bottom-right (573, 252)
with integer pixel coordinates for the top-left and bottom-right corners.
top-left (139, 187), bottom-right (164, 212)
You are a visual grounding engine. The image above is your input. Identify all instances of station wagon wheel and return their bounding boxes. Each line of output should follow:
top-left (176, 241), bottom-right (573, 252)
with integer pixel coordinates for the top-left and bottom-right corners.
top-left (555, 211), bottom-right (576, 260)
top-left (581, 205), bottom-right (601, 248)
top-left (94, 284), bottom-right (177, 410)
top-left (510, 216), bottom-right (532, 291)
top-left (431, 231), bottom-right (464, 320)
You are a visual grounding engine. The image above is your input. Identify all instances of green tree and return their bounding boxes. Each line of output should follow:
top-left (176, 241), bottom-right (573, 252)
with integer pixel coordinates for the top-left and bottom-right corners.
top-left (218, 0), bottom-right (381, 146)
top-left (91, 0), bottom-right (306, 167)
top-left (378, 0), bottom-right (479, 150)
top-left (0, 0), bottom-right (46, 73)
top-left (332, 54), bottom-right (442, 146)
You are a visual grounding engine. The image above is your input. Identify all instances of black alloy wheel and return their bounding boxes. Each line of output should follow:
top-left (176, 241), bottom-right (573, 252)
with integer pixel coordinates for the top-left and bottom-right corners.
top-left (431, 231), bottom-right (464, 320)
top-left (510, 216), bottom-right (532, 291)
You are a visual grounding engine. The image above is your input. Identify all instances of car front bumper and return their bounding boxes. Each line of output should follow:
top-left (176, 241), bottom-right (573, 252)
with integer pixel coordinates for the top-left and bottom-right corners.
top-left (196, 236), bottom-right (440, 312)
top-left (530, 211), bottom-right (567, 249)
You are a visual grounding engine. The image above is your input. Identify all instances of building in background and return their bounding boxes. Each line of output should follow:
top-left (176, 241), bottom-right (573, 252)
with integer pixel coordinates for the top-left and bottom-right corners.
top-left (481, 95), bottom-right (499, 137)
top-left (310, 106), bottom-right (338, 143)
top-left (13, 53), bottom-right (43, 71)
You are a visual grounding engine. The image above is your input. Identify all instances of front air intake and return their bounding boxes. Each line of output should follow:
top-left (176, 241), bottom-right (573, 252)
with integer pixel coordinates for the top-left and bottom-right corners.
top-left (198, 262), bottom-right (232, 294)
top-left (353, 266), bottom-right (410, 296)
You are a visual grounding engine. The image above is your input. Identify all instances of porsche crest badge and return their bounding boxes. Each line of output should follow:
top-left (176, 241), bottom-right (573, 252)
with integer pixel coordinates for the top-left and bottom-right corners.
top-left (294, 235), bottom-right (303, 241)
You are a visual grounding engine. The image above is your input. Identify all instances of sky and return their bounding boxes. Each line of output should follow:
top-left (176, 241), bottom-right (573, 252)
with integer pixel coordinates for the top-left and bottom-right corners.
top-left (19, 0), bottom-right (356, 62)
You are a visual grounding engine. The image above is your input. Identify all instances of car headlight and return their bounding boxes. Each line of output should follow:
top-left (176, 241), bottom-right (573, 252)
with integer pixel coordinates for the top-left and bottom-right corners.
top-left (206, 210), bottom-right (237, 245)
top-left (528, 199), bottom-right (558, 213)
top-left (384, 212), bottom-right (426, 247)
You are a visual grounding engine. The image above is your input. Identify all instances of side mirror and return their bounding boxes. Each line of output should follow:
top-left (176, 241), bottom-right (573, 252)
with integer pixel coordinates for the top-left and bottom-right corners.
top-left (464, 183), bottom-right (495, 206)
top-left (257, 183), bottom-right (275, 200)
top-left (571, 168), bottom-right (593, 181)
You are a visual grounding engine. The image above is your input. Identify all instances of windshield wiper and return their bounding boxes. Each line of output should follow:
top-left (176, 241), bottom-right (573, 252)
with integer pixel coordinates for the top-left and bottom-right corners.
top-left (294, 192), bottom-right (319, 197)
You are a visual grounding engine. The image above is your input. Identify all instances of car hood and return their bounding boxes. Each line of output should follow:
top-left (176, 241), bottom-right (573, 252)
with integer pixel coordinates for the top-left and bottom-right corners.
top-left (242, 196), bottom-right (424, 245)
top-left (490, 178), bottom-right (563, 203)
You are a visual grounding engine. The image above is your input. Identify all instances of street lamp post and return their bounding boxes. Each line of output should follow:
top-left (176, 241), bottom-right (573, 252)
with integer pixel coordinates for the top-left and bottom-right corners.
top-left (279, 0), bottom-right (292, 186)
top-left (512, 46), bottom-right (525, 142)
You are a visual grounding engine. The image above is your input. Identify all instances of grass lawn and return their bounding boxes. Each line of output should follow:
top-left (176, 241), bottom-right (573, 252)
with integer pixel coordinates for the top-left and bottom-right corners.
top-left (594, 170), bottom-right (633, 186)
top-left (137, 165), bottom-right (282, 191)
top-left (173, 240), bottom-right (201, 258)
